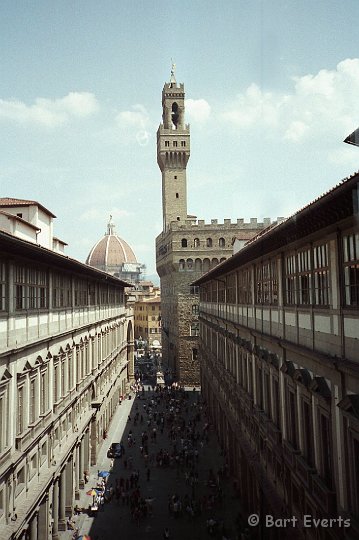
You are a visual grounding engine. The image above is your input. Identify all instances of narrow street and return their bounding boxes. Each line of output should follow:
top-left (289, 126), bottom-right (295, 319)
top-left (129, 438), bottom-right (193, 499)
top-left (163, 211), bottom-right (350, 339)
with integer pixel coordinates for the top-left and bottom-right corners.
top-left (62, 386), bottom-right (244, 540)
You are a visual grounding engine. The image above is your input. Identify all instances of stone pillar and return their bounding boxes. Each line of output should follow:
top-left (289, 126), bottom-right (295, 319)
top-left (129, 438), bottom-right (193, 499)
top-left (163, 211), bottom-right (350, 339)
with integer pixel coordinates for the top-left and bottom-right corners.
top-left (52, 478), bottom-right (59, 540)
top-left (65, 458), bottom-right (73, 516)
top-left (79, 439), bottom-right (85, 489)
top-left (90, 416), bottom-right (97, 465)
top-left (38, 496), bottom-right (48, 540)
top-left (58, 469), bottom-right (66, 531)
top-left (30, 513), bottom-right (38, 540)
top-left (84, 430), bottom-right (90, 476)
top-left (74, 445), bottom-right (80, 500)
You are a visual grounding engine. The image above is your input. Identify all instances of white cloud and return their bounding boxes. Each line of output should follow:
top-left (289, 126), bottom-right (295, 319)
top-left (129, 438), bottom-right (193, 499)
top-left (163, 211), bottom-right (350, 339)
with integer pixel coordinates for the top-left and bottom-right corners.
top-left (115, 104), bottom-right (151, 144)
top-left (221, 58), bottom-right (359, 144)
top-left (0, 92), bottom-right (99, 127)
top-left (116, 104), bottom-right (149, 129)
top-left (222, 84), bottom-right (279, 128)
top-left (284, 120), bottom-right (309, 141)
top-left (185, 98), bottom-right (211, 123)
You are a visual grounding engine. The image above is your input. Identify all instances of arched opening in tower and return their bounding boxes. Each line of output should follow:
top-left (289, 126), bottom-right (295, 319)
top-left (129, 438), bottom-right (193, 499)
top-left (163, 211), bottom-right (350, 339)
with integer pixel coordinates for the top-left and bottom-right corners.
top-left (171, 102), bottom-right (179, 129)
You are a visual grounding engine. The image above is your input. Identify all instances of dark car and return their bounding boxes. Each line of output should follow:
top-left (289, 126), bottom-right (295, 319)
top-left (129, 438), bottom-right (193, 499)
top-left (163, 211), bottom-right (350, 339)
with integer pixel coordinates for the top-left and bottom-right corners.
top-left (107, 442), bottom-right (122, 458)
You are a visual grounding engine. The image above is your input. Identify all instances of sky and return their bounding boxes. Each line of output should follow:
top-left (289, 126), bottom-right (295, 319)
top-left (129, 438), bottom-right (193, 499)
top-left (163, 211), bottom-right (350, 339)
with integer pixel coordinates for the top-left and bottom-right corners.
top-left (1, 1), bottom-right (359, 279)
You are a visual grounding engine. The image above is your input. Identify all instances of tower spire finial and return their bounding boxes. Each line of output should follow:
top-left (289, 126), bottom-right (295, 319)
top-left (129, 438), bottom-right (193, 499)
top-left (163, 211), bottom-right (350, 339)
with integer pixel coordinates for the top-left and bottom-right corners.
top-left (107, 215), bottom-right (115, 235)
top-left (170, 59), bottom-right (176, 85)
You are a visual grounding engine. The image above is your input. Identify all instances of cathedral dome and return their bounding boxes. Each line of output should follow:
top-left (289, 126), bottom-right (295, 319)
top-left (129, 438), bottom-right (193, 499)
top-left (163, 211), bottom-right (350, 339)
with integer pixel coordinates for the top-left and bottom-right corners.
top-left (86, 217), bottom-right (139, 277)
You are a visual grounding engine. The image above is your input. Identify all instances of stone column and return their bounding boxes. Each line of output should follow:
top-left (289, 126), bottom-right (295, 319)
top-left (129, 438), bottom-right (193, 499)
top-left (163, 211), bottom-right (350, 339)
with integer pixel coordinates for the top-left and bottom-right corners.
top-left (90, 416), bottom-right (97, 465)
top-left (84, 430), bottom-right (90, 475)
top-left (37, 496), bottom-right (48, 540)
top-left (79, 439), bottom-right (85, 489)
top-left (65, 458), bottom-right (73, 516)
top-left (30, 513), bottom-right (38, 540)
top-left (58, 469), bottom-right (66, 531)
top-left (74, 445), bottom-right (80, 500)
top-left (52, 478), bottom-right (59, 540)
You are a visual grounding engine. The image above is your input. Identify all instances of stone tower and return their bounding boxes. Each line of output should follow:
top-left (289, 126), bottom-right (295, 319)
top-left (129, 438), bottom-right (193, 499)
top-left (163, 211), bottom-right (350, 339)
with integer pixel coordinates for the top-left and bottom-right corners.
top-left (157, 65), bottom-right (190, 231)
top-left (156, 68), bottom-right (275, 385)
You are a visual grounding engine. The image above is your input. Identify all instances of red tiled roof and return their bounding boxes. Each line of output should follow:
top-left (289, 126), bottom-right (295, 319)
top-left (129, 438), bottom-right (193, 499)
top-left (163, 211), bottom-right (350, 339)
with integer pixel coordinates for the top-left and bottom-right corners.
top-left (0, 198), bottom-right (56, 217)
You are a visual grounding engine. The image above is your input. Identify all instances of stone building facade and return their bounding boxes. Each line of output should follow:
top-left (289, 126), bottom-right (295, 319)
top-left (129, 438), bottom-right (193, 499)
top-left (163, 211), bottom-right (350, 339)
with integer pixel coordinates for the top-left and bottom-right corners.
top-left (133, 290), bottom-right (161, 350)
top-left (193, 173), bottom-right (359, 539)
top-left (156, 69), bottom-right (275, 384)
top-left (0, 222), bottom-right (134, 539)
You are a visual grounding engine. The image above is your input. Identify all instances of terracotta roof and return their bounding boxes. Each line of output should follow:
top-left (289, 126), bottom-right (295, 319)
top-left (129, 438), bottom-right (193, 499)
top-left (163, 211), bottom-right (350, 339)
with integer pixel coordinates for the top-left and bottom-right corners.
top-left (143, 296), bottom-right (161, 303)
top-left (0, 198), bottom-right (56, 218)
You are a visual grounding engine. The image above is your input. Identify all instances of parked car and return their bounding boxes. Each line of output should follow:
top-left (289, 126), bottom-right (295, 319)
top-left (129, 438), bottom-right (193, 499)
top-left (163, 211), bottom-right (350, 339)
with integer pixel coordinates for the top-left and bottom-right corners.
top-left (107, 442), bottom-right (122, 458)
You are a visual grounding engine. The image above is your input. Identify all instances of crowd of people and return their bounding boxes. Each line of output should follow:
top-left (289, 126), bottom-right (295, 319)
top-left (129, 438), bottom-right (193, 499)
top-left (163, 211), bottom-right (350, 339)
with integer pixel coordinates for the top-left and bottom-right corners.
top-left (90, 383), bottom-right (237, 539)
top-left (73, 381), bottom-right (248, 540)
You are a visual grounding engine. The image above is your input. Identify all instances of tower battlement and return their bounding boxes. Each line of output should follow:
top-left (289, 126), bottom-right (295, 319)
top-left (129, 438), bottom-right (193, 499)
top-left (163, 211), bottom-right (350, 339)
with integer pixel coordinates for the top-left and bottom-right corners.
top-left (169, 217), bottom-right (282, 230)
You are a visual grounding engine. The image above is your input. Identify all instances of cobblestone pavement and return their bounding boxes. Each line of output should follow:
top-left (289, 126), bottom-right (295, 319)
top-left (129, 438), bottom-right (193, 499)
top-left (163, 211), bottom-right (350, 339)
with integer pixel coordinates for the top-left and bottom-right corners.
top-left (61, 387), bottom-right (244, 540)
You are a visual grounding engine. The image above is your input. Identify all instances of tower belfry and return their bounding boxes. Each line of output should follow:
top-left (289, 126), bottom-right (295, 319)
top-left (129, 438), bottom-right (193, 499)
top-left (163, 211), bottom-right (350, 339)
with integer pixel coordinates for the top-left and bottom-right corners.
top-left (157, 67), bottom-right (190, 230)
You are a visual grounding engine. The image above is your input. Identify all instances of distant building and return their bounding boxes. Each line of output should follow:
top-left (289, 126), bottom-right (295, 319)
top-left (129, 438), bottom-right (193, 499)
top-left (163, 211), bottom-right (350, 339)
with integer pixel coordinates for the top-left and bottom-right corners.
top-left (87, 216), bottom-right (145, 284)
top-left (0, 197), bottom-right (67, 253)
top-left (0, 202), bottom-right (134, 539)
top-left (193, 172), bottom-right (359, 539)
top-left (132, 282), bottom-right (162, 351)
top-left (156, 69), bottom-right (276, 385)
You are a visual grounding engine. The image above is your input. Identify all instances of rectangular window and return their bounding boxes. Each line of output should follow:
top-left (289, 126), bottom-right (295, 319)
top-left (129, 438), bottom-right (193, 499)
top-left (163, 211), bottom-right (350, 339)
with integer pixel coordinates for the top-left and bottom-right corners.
top-left (173, 141), bottom-right (178, 147)
top-left (0, 391), bottom-right (7, 452)
top-left (181, 141), bottom-right (186, 147)
top-left (190, 322), bottom-right (200, 336)
top-left (165, 141), bottom-right (169, 147)
top-left (226, 273), bottom-right (236, 304)
top-left (40, 371), bottom-right (47, 414)
top-left (192, 304), bottom-right (199, 316)
top-left (53, 273), bottom-right (71, 308)
top-left (287, 389), bottom-right (298, 449)
top-left (238, 268), bottom-right (252, 304)
top-left (17, 386), bottom-right (24, 435)
top-left (53, 364), bottom-right (59, 403)
top-left (0, 261), bottom-right (6, 311)
top-left (318, 412), bottom-right (332, 487)
top-left (272, 378), bottom-right (280, 427)
top-left (343, 233), bottom-right (359, 306)
top-left (313, 243), bottom-right (329, 305)
top-left (302, 399), bottom-right (314, 467)
top-left (285, 254), bottom-right (297, 305)
top-left (298, 249), bottom-right (312, 304)
top-left (14, 265), bottom-right (26, 310)
top-left (29, 378), bottom-right (36, 424)
top-left (256, 261), bottom-right (278, 304)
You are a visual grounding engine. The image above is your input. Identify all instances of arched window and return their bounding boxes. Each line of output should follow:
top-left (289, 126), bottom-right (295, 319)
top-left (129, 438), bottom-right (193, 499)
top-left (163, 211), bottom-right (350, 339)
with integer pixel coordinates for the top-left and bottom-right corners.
top-left (219, 237), bottom-right (225, 248)
top-left (172, 102), bottom-right (179, 128)
top-left (179, 259), bottom-right (185, 272)
top-left (194, 238), bottom-right (200, 248)
top-left (187, 259), bottom-right (193, 271)
top-left (220, 257), bottom-right (227, 263)
top-left (211, 258), bottom-right (219, 269)
top-left (203, 258), bottom-right (210, 272)
top-left (195, 258), bottom-right (202, 271)
top-left (181, 238), bottom-right (188, 248)
top-left (206, 238), bottom-right (213, 247)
